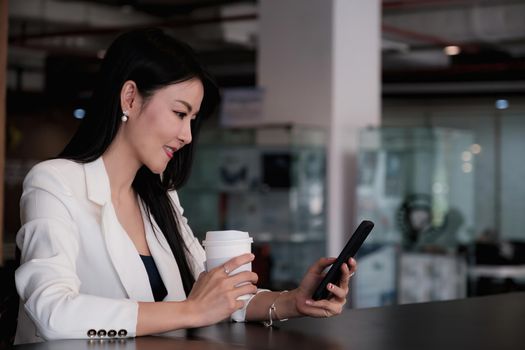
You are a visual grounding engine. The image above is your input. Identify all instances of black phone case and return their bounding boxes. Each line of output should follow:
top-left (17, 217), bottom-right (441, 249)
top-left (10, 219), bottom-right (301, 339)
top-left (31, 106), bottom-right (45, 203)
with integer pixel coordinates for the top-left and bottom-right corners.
top-left (312, 220), bottom-right (374, 301)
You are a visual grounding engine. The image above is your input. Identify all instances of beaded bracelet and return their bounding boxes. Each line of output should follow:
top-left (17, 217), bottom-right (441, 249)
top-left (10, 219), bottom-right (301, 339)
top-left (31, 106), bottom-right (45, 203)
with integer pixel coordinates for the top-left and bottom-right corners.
top-left (263, 290), bottom-right (289, 327)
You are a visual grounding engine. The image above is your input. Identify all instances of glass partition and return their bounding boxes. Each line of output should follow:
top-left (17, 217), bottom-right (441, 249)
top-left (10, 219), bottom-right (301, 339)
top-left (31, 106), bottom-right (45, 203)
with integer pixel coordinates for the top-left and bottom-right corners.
top-left (353, 127), bottom-right (475, 307)
top-left (179, 126), bottom-right (327, 289)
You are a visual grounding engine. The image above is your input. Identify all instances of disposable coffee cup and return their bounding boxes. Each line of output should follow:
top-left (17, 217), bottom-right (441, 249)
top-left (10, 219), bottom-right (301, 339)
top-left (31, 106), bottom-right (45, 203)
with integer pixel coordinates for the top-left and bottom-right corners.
top-left (202, 230), bottom-right (254, 320)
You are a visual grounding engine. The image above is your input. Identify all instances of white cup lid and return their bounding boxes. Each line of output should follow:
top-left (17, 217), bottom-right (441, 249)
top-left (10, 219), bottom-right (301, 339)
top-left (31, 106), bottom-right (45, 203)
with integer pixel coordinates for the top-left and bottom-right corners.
top-left (205, 230), bottom-right (250, 241)
top-left (202, 238), bottom-right (253, 247)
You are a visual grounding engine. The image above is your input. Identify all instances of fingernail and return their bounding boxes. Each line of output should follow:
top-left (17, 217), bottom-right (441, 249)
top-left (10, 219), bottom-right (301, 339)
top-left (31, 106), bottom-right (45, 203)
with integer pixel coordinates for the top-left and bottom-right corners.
top-left (305, 300), bottom-right (313, 305)
top-left (328, 283), bottom-right (333, 290)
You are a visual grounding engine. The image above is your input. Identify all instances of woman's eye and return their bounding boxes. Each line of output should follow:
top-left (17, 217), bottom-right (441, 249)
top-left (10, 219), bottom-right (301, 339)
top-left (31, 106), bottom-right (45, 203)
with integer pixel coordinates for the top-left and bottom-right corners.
top-left (173, 111), bottom-right (187, 119)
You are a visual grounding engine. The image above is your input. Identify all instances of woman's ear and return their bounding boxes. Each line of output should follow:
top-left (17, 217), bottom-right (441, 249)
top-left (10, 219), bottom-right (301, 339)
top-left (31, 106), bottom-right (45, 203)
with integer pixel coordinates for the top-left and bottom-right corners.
top-left (120, 80), bottom-right (138, 114)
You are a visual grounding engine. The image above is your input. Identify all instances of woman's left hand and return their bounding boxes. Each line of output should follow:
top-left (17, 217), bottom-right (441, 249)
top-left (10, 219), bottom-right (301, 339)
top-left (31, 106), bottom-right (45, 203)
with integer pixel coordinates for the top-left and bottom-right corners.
top-left (293, 257), bottom-right (357, 318)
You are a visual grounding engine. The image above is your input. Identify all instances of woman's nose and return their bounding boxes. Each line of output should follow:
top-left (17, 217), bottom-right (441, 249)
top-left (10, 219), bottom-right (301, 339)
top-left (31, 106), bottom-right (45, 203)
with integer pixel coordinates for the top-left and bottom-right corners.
top-left (179, 120), bottom-right (192, 145)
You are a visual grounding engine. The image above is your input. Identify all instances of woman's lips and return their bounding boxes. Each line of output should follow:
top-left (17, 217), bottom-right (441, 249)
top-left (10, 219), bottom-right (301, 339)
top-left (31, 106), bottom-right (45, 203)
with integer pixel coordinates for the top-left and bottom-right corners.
top-left (163, 145), bottom-right (175, 159)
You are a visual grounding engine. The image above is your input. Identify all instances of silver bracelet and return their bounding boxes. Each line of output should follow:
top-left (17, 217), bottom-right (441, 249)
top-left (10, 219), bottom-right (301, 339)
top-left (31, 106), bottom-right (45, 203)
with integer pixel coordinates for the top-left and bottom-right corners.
top-left (263, 290), bottom-right (289, 327)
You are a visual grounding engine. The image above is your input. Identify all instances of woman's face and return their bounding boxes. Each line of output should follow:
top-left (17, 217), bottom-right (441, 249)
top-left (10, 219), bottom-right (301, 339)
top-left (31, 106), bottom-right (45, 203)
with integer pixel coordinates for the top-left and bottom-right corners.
top-left (126, 78), bottom-right (204, 174)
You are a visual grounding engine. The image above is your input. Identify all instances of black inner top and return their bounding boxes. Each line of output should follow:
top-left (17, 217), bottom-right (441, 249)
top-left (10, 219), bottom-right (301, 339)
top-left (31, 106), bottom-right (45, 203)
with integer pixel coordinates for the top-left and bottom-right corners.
top-left (139, 254), bottom-right (168, 302)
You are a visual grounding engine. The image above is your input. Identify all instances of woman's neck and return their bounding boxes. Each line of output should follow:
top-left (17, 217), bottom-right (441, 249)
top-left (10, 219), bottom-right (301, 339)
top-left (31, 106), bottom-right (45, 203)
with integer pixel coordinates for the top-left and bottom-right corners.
top-left (102, 132), bottom-right (142, 204)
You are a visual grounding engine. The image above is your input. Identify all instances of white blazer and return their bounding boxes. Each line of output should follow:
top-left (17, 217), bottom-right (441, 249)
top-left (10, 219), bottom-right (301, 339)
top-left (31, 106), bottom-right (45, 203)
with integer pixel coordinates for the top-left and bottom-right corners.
top-left (14, 157), bottom-right (251, 344)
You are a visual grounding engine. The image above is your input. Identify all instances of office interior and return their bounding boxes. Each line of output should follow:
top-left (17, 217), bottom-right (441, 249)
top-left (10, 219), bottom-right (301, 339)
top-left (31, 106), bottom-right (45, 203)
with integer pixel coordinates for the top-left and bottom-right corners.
top-left (1, 0), bottom-right (525, 346)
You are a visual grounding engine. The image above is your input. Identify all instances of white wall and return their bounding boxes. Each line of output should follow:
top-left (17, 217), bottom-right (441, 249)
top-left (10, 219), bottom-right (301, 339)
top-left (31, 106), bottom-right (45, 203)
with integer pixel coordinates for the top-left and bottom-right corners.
top-left (258, 0), bottom-right (333, 127)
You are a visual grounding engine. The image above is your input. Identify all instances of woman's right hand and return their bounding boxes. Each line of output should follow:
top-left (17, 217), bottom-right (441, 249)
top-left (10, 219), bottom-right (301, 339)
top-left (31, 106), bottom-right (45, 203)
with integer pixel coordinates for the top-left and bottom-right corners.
top-left (185, 253), bottom-right (258, 327)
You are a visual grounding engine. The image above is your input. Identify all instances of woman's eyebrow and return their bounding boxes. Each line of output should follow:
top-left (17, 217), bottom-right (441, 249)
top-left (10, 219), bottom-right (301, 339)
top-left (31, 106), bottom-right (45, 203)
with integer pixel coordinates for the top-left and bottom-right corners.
top-left (174, 99), bottom-right (193, 112)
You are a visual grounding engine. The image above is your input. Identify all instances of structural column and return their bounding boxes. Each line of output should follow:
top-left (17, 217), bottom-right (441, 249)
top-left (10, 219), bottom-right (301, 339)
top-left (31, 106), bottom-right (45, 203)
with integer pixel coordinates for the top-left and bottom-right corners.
top-left (258, 0), bottom-right (381, 256)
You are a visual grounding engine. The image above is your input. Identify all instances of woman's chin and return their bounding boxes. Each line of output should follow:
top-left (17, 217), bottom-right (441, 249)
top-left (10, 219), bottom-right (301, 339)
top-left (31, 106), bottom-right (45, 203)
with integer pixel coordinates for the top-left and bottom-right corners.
top-left (146, 162), bottom-right (167, 175)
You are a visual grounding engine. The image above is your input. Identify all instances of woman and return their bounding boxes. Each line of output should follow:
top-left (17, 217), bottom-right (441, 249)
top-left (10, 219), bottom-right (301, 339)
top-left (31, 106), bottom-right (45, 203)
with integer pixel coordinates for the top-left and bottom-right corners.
top-left (14, 28), bottom-right (357, 344)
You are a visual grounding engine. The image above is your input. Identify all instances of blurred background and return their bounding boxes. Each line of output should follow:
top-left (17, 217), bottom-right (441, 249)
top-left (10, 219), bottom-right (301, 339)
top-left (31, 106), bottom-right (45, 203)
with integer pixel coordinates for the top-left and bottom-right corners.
top-left (1, 0), bottom-right (525, 343)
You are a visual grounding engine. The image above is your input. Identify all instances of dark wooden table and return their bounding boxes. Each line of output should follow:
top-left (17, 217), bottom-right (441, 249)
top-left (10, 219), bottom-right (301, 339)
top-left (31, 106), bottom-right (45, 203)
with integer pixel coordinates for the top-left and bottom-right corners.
top-left (12, 292), bottom-right (525, 350)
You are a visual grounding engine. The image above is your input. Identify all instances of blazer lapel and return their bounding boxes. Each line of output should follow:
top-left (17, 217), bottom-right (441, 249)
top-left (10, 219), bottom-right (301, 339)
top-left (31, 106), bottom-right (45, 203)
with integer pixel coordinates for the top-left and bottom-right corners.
top-left (84, 158), bottom-right (154, 301)
top-left (140, 202), bottom-right (187, 301)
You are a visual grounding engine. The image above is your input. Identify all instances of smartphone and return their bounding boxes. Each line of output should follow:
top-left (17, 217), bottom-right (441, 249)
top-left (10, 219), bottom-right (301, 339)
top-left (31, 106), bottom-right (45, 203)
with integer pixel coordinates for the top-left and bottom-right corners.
top-left (312, 220), bottom-right (374, 301)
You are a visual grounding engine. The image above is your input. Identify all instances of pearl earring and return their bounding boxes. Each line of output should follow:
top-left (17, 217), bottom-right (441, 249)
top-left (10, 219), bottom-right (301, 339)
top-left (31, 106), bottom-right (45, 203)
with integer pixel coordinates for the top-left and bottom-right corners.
top-left (121, 110), bottom-right (129, 122)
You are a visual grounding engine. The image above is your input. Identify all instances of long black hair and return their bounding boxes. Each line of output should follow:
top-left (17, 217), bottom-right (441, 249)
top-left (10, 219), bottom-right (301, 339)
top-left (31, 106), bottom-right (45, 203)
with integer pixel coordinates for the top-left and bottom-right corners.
top-left (59, 28), bottom-right (220, 296)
